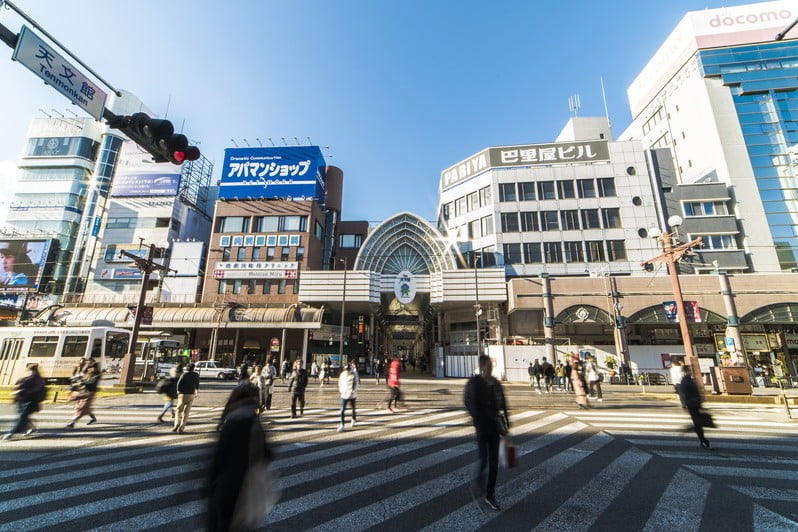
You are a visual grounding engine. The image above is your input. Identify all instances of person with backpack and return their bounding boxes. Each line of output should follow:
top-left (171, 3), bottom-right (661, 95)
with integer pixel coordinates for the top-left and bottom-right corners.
top-left (531, 358), bottom-right (543, 394)
top-left (337, 361), bottom-right (359, 432)
top-left (287, 359), bottom-right (309, 418)
top-left (464, 354), bottom-right (509, 512)
top-left (156, 366), bottom-right (181, 423)
top-left (4, 363), bottom-right (47, 440)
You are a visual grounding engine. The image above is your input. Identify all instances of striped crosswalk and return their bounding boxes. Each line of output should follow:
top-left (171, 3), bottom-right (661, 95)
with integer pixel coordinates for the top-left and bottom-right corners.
top-left (1, 401), bottom-right (797, 530)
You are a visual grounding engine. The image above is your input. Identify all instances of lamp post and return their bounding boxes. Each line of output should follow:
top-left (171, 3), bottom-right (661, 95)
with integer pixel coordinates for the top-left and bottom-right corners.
top-left (642, 215), bottom-right (703, 388)
top-left (473, 251), bottom-right (482, 357)
top-left (338, 257), bottom-right (348, 371)
top-left (118, 239), bottom-right (174, 388)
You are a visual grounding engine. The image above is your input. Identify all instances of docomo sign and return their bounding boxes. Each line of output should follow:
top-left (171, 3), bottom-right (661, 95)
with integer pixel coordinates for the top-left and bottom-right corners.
top-left (706, 7), bottom-right (792, 29)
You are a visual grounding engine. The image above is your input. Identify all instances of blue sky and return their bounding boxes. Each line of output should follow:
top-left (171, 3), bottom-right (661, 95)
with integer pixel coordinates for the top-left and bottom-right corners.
top-left (0, 0), bottom-right (763, 224)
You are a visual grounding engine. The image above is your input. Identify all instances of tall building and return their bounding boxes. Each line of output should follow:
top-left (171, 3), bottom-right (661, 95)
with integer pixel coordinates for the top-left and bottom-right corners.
top-left (621, 0), bottom-right (798, 272)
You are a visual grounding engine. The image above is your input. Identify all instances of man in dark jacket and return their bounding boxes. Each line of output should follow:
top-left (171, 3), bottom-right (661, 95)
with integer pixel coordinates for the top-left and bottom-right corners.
top-left (540, 357), bottom-right (555, 393)
top-left (287, 360), bottom-right (309, 418)
top-left (679, 365), bottom-right (711, 449)
top-left (464, 355), bottom-right (509, 511)
top-left (4, 363), bottom-right (46, 440)
top-left (174, 363), bottom-right (200, 433)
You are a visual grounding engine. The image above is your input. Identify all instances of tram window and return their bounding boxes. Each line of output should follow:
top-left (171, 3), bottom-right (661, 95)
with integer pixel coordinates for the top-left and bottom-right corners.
top-left (63, 336), bottom-right (89, 357)
top-left (91, 339), bottom-right (102, 358)
top-left (106, 332), bottom-right (130, 358)
top-left (30, 336), bottom-right (58, 357)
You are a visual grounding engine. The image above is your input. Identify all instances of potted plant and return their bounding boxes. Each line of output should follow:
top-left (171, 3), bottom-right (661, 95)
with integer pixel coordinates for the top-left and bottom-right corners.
top-left (605, 355), bottom-right (618, 376)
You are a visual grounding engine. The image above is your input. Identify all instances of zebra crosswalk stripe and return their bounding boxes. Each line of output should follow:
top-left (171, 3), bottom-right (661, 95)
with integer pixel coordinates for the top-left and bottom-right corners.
top-left (642, 468), bottom-right (710, 532)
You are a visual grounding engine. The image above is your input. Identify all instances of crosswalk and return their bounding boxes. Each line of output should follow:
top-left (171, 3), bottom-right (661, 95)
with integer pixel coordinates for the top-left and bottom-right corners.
top-left (0, 401), bottom-right (797, 530)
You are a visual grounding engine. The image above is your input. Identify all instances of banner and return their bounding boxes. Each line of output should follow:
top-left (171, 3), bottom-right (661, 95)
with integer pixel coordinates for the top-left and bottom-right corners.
top-left (0, 239), bottom-right (52, 293)
top-left (662, 301), bottom-right (702, 323)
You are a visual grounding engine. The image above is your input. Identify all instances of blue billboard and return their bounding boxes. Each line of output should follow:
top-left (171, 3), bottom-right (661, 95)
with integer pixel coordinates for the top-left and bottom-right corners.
top-left (218, 146), bottom-right (326, 202)
top-left (111, 173), bottom-right (181, 197)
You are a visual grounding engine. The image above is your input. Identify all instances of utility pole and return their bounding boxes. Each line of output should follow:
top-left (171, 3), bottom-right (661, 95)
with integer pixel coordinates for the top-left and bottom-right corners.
top-left (118, 242), bottom-right (174, 388)
top-left (642, 220), bottom-right (703, 388)
top-left (473, 252), bottom-right (482, 357)
top-left (338, 257), bottom-right (348, 370)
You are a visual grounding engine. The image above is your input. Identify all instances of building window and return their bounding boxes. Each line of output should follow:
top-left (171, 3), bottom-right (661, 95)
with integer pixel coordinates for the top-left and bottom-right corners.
top-left (441, 203), bottom-right (451, 221)
top-left (560, 210), bottom-right (580, 230)
top-left (252, 247), bottom-right (261, 260)
top-left (518, 182), bottom-right (535, 201)
top-left (607, 240), bottom-right (627, 261)
top-left (577, 179), bottom-right (596, 198)
top-left (236, 247), bottom-right (247, 261)
top-left (601, 208), bottom-right (622, 228)
top-left (281, 247), bottom-right (290, 261)
top-left (467, 191), bottom-right (479, 212)
top-left (597, 178), bottom-right (616, 197)
top-left (481, 215), bottom-right (494, 236)
top-left (694, 234), bottom-right (737, 250)
top-left (222, 247), bottom-right (231, 261)
top-left (564, 241), bottom-right (584, 263)
top-left (219, 216), bottom-right (250, 233)
top-left (217, 280), bottom-right (227, 294)
top-left (684, 201), bottom-right (728, 216)
top-left (233, 280), bottom-right (242, 294)
top-left (247, 280), bottom-right (256, 294)
top-left (537, 181), bottom-right (556, 200)
top-left (478, 186), bottom-right (492, 206)
top-left (296, 247), bottom-right (305, 261)
top-left (293, 279), bottom-right (300, 294)
top-left (585, 241), bottom-right (605, 262)
top-left (315, 221), bottom-right (324, 240)
top-left (455, 197), bottom-right (467, 216)
top-left (155, 217), bottom-right (170, 228)
top-left (581, 209), bottom-right (601, 229)
top-left (523, 242), bottom-right (542, 263)
top-left (339, 234), bottom-right (362, 248)
top-left (254, 216), bottom-right (279, 232)
top-left (520, 211), bottom-right (539, 232)
top-left (469, 219), bottom-right (481, 239)
top-left (278, 279), bottom-right (287, 294)
top-left (281, 215), bottom-right (307, 232)
top-left (503, 243), bottom-right (522, 264)
top-left (267, 247), bottom-right (275, 260)
top-left (500, 213), bottom-right (519, 232)
top-left (499, 183), bottom-right (517, 202)
top-left (544, 242), bottom-right (562, 263)
top-left (540, 211), bottom-right (559, 231)
top-left (557, 180), bottom-right (575, 199)
top-left (262, 280), bottom-right (273, 295)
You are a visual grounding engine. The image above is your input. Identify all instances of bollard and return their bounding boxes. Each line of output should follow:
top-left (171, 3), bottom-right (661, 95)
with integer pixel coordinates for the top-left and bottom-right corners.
top-left (52, 391), bottom-right (58, 403)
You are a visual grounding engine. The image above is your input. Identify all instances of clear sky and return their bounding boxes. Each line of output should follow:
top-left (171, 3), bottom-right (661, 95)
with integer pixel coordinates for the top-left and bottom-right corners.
top-left (0, 0), bottom-right (766, 224)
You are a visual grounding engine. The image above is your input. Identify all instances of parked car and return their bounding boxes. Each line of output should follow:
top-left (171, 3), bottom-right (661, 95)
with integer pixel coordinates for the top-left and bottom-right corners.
top-left (194, 360), bottom-right (237, 380)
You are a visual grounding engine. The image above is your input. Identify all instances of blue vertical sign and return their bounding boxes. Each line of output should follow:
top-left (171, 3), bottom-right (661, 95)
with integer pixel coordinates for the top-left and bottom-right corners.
top-left (91, 216), bottom-right (102, 236)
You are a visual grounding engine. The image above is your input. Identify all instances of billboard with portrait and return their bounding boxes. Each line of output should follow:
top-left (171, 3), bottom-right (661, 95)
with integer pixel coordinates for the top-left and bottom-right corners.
top-left (218, 146), bottom-right (326, 202)
top-left (0, 239), bottom-right (52, 293)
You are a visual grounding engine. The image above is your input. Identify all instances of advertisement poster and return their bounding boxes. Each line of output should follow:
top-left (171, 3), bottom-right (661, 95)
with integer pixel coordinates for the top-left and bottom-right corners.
top-left (0, 239), bottom-right (52, 293)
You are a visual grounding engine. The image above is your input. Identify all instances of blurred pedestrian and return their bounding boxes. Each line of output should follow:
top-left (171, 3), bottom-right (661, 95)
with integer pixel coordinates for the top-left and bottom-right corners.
top-left (540, 357), bottom-right (555, 393)
top-left (260, 360), bottom-right (277, 410)
top-left (385, 355), bottom-right (405, 412)
top-left (679, 365), bottom-right (712, 449)
top-left (375, 358), bottom-right (384, 384)
top-left (280, 359), bottom-right (291, 384)
top-left (670, 361), bottom-right (685, 407)
top-left (310, 360), bottom-right (319, 382)
top-left (531, 358), bottom-right (543, 394)
top-left (173, 363), bottom-right (200, 433)
top-left (464, 354), bottom-right (508, 512)
top-left (287, 360), bottom-right (309, 418)
top-left (572, 359), bottom-right (589, 409)
top-left (4, 363), bottom-right (47, 440)
top-left (585, 355), bottom-right (603, 401)
top-left (207, 384), bottom-right (276, 531)
top-left (67, 363), bottom-right (100, 428)
top-left (564, 360), bottom-right (573, 392)
top-left (337, 362), bottom-right (359, 432)
top-left (156, 366), bottom-right (181, 423)
top-left (238, 363), bottom-right (249, 385)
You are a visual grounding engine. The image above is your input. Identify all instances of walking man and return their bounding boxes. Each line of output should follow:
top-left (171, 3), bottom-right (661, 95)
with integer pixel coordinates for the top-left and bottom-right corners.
top-left (287, 359), bottom-right (309, 418)
top-left (4, 363), bottom-right (47, 440)
top-left (337, 361), bottom-right (359, 432)
top-left (540, 357), bottom-right (554, 393)
top-left (531, 358), bottom-right (542, 394)
top-left (464, 354), bottom-right (509, 511)
top-left (679, 365), bottom-right (712, 449)
top-left (174, 363), bottom-right (200, 433)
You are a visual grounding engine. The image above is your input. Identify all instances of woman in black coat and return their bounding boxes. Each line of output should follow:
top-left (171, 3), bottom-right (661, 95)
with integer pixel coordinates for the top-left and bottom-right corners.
top-left (679, 365), bottom-right (711, 449)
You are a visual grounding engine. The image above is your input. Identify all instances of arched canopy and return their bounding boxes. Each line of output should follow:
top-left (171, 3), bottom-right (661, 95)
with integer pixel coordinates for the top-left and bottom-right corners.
top-left (627, 305), bottom-right (725, 324)
top-left (557, 305), bottom-right (612, 324)
top-left (741, 303), bottom-right (798, 324)
top-left (355, 212), bottom-right (457, 274)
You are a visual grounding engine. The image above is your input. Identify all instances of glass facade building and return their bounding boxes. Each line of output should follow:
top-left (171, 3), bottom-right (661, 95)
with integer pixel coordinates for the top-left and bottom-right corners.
top-left (700, 40), bottom-right (798, 270)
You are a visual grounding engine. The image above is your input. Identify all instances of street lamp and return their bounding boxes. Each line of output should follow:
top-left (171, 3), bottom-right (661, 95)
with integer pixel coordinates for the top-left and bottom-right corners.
top-left (642, 215), bottom-right (703, 388)
top-left (118, 238), bottom-right (174, 388)
top-left (338, 257), bottom-right (348, 370)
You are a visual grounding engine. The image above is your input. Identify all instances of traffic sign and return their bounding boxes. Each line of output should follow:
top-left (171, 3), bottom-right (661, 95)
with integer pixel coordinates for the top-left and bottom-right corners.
top-left (724, 336), bottom-right (735, 349)
top-left (12, 25), bottom-right (107, 120)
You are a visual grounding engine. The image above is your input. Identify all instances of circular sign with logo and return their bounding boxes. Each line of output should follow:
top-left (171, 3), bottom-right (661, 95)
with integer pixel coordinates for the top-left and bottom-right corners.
top-left (393, 270), bottom-right (416, 305)
top-left (270, 337), bottom-right (280, 353)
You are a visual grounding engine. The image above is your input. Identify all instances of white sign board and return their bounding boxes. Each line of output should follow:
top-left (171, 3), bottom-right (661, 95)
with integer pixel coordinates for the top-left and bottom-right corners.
top-left (12, 26), bottom-right (107, 120)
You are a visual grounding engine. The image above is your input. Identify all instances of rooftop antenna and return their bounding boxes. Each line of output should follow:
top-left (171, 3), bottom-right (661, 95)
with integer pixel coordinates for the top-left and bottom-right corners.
top-left (38, 109), bottom-right (52, 118)
top-left (64, 109), bottom-right (78, 118)
top-left (255, 138), bottom-right (264, 147)
top-left (164, 94), bottom-right (172, 119)
top-left (307, 137), bottom-right (313, 145)
top-left (281, 137), bottom-right (288, 146)
top-left (294, 137), bottom-right (301, 145)
top-left (243, 139), bottom-right (251, 147)
top-left (230, 139), bottom-right (239, 148)
top-left (600, 77), bottom-right (611, 128)
top-left (267, 137), bottom-right (276, 146)
top-left (568, 94), bottom-right (581, 117)
top-left (50, 109), bottom-right (64, 118)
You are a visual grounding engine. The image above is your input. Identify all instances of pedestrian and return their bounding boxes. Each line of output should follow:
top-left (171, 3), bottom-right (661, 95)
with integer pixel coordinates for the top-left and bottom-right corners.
top-left (564, 360), bottom-right (573, 392)
top-left (337, 361), bottom-right (359, 432)
top-left (4, 363), bottom-right (47, 440)
top-left (572, 359), bottom-right (589, 409)
top-left (669, 361), bottom-right (685, 406)
top-left (464, 354), bottom-right (508, 512)
top-left (375, 358), bottom-right (384, 384)
top-left (287, 359), bottom-right (309, 418)
top-left (238, 362), bottom-right (249, 385)
top-left (156, 366), bottom-right (181, 423)
top-left (207, 383), bottom-right (277, 531)
top-left (531, 358), bottom-right (543, 394)
top-left (540, 357), bottom-right (554, 393)
top-left (385, 355), bottom-right (405, 412)
top-left (310, 360), bottom-right (319, 382)
top-left (585, 355), bottom-right (603, 401)
top-left (67, 362), bottom-right (100, 428)
top-left (280, 359), bottom-right (291, 383)
top-left (260, 361), bottom-right (277, 410)
top-left (679, 365), bottom-right (712, 449)
top-left (318, 361), bottom-right (327, 387)
top-left (527, 361), bottom-right (535, 388)
top-left (555, 362), bottom-right (565, 390)
top-left (174, 362), bottom-right (200, 433)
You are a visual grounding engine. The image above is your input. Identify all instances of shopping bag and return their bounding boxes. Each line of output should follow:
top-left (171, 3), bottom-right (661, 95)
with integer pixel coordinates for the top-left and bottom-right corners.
top-left (499, 435), bottom-right (517, 469)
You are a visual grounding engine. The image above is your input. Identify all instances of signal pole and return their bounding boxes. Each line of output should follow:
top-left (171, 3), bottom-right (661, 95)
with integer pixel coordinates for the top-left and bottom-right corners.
top-left (117, 241), bottom-right (174, 388)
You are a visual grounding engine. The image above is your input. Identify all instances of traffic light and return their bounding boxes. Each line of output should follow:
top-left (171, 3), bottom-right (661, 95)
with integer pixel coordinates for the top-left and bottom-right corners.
top-left (106, 112), bottom-right (200, 164)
